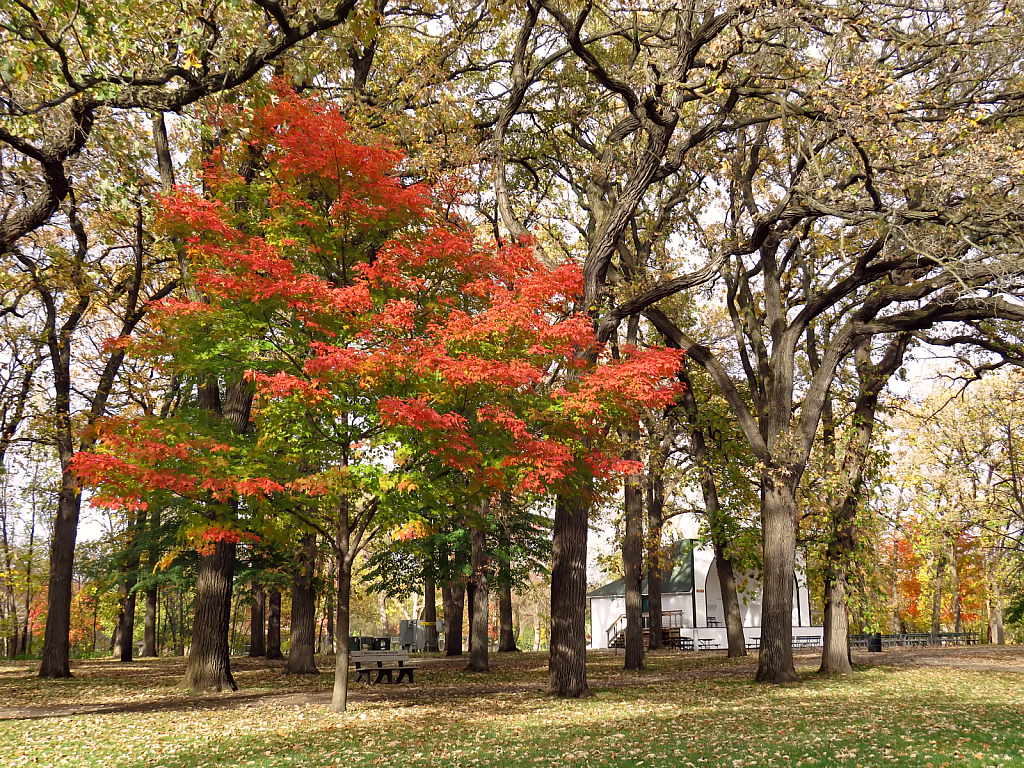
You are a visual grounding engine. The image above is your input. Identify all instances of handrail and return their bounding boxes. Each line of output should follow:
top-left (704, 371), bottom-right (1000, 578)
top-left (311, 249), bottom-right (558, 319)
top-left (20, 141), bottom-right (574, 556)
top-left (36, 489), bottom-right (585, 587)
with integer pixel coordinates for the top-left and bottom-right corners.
top-left (606, 609), bottom-right (688, 644)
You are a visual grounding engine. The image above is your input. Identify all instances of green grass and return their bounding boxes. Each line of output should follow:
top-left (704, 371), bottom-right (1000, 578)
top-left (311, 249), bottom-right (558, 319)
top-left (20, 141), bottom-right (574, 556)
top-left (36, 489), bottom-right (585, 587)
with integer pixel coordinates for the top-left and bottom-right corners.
top-left (1, 650), bottom-right (1023, 767)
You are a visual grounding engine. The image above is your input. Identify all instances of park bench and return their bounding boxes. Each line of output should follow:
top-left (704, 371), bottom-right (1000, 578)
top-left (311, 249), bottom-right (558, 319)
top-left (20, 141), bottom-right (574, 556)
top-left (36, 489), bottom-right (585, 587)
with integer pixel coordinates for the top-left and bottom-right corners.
top-left (350, 650), bottom-right (415, 685)
top-left (745, 637), bottom-right (761, 650)
top-left (697, 638), bottom-right (720, 651)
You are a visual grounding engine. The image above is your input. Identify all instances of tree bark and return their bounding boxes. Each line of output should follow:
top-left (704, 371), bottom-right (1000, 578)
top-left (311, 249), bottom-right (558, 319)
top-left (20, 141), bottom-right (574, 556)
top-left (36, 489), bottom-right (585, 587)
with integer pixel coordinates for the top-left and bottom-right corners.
top-left (755, 476), bottom-right (799, 683)
top-left (266, 589), bottom-right (284, 660)
top-left (38, 486), bottom-right (80, 678)
top-left (467, 524), bottom-right (489, 672)
top-left (378, 591), bottom-right (389, 638)
top-left (819, 558), bottom-right (852, 674)
top-left (183, 541), bottom-right (237, 692)
top-left (647, 464), bottom-right (664, 652)
top-left (249, 589), bottom-right (266, 657)
top-left (329, 551), bottom-right (354, 712)
top-left (446, 584), bottom-right (465, 656)
top-left (623, 455), bottom-right (645, 670)
top-left (715, 543), bottom-right (748, 659)
top-left (423, 575), bottom-right (439, 652)
top-left (930, 555), bottom-right (946, 643)
top-left (119, 586), bottom-right (138, 662)
top-left (285, 533), bottom-right (319, 674)
top-left (142, 588), bottom-right (158, 658)
top-left (549, 492), bottom-right (589, 697)
top-left (498, 582), bottom-right (517, 652)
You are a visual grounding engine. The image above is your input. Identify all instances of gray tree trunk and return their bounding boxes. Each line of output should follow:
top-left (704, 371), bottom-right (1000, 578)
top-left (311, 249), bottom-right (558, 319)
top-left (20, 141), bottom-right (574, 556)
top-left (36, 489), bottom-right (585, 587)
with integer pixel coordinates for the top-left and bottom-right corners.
top-left (549, 493), bottom-right (589, 697)
top-left (285, 533), bottom-right (319, 674)
top-left (183, 541), bottom-right (238, 692)
top-left (755, 477), bottom-right (799, 683)
top-left (467, 525), bottom-right (489, 672)
top-left (266, 589), bottom-right (283, 660)
top-left (249, 589), bottom-right (266, 657)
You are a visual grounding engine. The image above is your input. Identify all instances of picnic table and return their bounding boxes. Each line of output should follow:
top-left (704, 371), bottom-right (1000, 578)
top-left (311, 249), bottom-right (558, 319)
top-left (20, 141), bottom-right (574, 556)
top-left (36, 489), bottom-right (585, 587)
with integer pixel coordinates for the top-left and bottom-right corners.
top-left (350, 650), bottom-right (415, 685)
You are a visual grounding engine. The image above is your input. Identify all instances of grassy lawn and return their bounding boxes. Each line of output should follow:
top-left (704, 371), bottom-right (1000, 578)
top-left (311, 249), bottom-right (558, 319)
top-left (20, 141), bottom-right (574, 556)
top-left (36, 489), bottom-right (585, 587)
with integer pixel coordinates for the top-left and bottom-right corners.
top-left (1, 650), bottom-right (1022, 767)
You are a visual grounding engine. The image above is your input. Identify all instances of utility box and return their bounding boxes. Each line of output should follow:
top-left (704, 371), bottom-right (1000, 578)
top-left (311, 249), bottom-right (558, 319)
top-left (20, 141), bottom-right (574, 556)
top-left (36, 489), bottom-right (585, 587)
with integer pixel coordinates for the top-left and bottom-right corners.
top-left (399, 619), bottom-right (426, 651)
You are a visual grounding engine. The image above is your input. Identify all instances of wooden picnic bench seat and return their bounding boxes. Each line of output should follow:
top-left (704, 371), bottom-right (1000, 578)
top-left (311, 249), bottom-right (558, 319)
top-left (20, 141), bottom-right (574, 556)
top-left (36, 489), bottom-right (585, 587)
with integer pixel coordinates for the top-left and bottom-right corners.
top-left (697, 638), bottom-right (720, 651)
top-left (351, 650), bottom-right (415, 685)
top-left (745, 637), bottom-right (760, 650)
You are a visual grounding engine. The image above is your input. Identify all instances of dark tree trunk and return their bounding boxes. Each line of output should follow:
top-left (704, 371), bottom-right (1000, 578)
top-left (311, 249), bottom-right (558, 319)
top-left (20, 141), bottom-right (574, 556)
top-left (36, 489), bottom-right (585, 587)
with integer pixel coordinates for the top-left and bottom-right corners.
top-left (423, 575), bottom-right (439, 652)
top-left (142, 588), bottom-right (158, 657)
top-left (38, 485), bottom-right (80, 678)
top-left (755, 477), bottom-right (799, 683)
top-left (249, 589), bottom-right (266, 657)
top-left (714, 543), bottom-right (748, 659)
top-left (549, 492), bottom-right (589, 697)
top-left (119, 585), bottom-right (138, 662)
top-left (498, 582), bottom-right (517, 652)
top-left (623, 456), bottom-right (645, 670)
top-left (646, 465), bottom-right (664, 651)
top-left (446, 585), bottom-right (465, 656)
top-left (467, 525), bottom-right (489, 672)
top-left (266, 589), bottom-right (283, 659)
top-left (285, 533), bottom-right (319, 674)
top-left (184, 541), bottom-right (237, 692)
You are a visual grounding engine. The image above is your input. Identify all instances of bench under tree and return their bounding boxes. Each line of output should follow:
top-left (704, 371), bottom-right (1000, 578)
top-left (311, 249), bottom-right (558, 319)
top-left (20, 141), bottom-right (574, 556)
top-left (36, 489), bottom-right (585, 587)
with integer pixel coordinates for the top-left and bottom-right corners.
top-left (350, 650), bottom-right (415, 685)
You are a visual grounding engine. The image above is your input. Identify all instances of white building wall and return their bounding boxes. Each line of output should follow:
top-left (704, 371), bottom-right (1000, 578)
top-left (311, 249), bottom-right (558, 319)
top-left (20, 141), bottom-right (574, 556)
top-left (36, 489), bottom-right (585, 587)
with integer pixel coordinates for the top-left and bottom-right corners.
top-left (590, 543), bottom-right (819, 648)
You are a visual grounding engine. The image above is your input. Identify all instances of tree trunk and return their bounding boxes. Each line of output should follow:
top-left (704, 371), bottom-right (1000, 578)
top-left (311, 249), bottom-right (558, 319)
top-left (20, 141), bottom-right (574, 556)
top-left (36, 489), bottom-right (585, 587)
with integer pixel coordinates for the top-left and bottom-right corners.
top-left (324, 594), bottom-right (335, 654)
top-left (467, 525), bottom-right (489, 672)
top-left (533, 599), bottom-right (542, 651)
top-left (266, 589), bottom-right (283, 659)
top-left (183, 541), bottom-right (237, 692)
top-left (329, 555), bottom-right (353, 712)
top-left (249, 589), bottom-right (266, 657)
top-left (378, 591), bottom-right (389, 638)
top-left (498, 582), bottom-right (517, 652)
top-left (755, 476), bottom-right (799, 683)
top-left (646, 465), bottom-right (664, 651)
top-left (141, 504), bottom-right (160, 658)
top-left (285, 533), bottom-right (319, 674)
top-left (549, 492), bottom-right (589, 697)
top-left (950, 548), bottom-right (962, 634)
top-left (111, 604), bottom-right (124, 657)
top-left (446, 585), bottom-right (465, 656)
top-left (930, 555), bottom-right (946, 643)
top-left (119, 585), bottom-right (138, 662)
top-left (623, 459), bottom-right (645, 670)
top-left (423, 575), bottom-right (439, 652)
top-left (142, 588), bottom-right (158, 657)
top-left (819, 562), bottom-right (852, 674)
top-left (714, 544), bottom-right (748, 659)
top-left (466, 580), bottom-right (475, 654)
top-left (38, 485), bottom-right (80, 678)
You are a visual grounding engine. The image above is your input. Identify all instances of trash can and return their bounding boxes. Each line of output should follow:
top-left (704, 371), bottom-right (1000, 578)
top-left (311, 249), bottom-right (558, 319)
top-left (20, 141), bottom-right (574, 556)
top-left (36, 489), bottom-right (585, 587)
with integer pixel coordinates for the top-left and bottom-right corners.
top-left (867, 632), bottom-right (883, 653)
top-left (372, 637), bottom-right (391, 651)
top-left (359, 636), bottom-right (374, 650)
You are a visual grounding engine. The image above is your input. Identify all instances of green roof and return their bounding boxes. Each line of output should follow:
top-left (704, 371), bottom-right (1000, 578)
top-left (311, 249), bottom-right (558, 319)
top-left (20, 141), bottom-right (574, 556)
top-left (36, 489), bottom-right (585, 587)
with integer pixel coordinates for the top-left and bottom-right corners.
top-left (587, 540), bottom-right (695, 598)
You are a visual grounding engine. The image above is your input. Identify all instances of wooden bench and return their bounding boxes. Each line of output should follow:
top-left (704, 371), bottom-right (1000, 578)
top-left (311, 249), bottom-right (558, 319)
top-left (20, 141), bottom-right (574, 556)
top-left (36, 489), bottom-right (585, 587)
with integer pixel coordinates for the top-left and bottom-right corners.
top-left (351, 650), bottom-right (415, 685)
top-left (745, 637), bottom-right (760, 650)
top-left (697, 638), bottom-right (720, 651)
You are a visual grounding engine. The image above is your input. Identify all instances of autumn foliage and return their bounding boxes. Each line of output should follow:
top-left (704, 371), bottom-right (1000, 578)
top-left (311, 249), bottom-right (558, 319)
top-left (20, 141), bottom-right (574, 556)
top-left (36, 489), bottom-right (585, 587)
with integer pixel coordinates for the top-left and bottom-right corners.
top-left (73, 90), bottom-right (683, 539)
